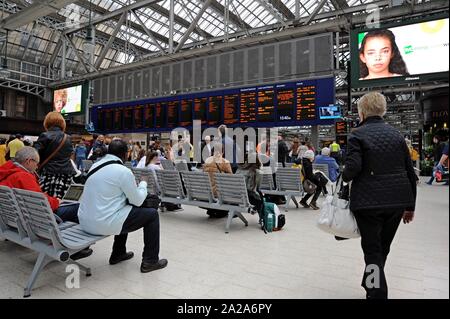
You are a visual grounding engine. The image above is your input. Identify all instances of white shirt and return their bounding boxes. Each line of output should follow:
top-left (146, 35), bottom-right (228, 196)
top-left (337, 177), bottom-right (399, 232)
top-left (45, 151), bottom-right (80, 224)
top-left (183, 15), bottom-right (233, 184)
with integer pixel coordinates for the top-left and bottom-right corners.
top-left (78, 154), bottom-right (148, 235)
top-left (136, 156), bottom-right (146, 168)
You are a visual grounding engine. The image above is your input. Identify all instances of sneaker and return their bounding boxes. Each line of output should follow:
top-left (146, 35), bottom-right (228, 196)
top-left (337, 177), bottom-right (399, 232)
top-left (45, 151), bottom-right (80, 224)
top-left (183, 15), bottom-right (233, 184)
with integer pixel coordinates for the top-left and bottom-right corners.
top-left (140, 259), bottom-right (168, 273)
top-left (109, 251), bottom-right (134, 265)
top-left (309, 202), bottom-right (320, 210)
top-left (70, 248), bottom-right (93, 261)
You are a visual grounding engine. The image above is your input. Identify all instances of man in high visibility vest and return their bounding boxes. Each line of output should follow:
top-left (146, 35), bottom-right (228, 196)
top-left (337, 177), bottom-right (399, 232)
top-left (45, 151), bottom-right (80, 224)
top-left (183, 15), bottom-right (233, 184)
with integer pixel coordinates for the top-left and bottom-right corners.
top-left (330, 140), bottom-right (341, 164)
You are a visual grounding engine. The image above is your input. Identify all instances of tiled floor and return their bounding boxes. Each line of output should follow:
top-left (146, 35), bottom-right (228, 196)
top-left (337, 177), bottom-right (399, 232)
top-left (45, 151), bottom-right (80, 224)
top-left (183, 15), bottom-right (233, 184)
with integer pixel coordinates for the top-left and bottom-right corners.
top-left (1, 178), bottom-right (448, 299)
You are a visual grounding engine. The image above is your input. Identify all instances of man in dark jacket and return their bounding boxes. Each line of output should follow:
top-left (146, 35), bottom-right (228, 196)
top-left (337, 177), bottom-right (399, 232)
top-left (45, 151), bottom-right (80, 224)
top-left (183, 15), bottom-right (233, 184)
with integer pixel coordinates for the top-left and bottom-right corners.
top-left (343, 92), bottom-right (417, 299)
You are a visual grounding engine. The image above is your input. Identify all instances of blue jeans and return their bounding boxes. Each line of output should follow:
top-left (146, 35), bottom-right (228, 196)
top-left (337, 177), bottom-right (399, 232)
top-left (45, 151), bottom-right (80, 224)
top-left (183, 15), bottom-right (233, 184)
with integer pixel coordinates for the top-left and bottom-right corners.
top-left (76, 157), bottom-right (86, 170)
top-left (55, 203), bottom-right (79, 223)
top-left (112, 207), bottom-right (160, 263)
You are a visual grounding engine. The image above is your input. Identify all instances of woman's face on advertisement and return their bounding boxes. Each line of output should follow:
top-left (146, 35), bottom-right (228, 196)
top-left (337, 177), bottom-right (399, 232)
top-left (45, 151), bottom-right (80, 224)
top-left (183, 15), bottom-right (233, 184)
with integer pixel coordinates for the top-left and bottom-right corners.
top-left (360, 36), bottom-right (393, 76)
top-left (54, 98), bottom-right (64, 112)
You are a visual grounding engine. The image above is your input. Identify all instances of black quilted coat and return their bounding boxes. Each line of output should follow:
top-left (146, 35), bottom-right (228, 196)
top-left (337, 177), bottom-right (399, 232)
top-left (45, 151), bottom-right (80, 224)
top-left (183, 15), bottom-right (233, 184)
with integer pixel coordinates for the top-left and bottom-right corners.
top-left (342, 116), bottom-right (417, 211)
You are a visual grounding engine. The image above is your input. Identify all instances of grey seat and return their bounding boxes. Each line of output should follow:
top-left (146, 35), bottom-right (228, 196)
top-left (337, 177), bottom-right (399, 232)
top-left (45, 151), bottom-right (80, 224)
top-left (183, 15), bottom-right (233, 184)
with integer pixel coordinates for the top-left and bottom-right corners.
top-left (274, 167), bottom-right (304, 211)
top-left (0, 186), bottom-right (107, 298)
top-left (214, 173), bottom-right (250, 233)
top-left (175, 161), bottom-right (189, 172)
top-left (160, 159), bottom-right (176, 170)
top-left (131, 167), bottom-right (159, 195)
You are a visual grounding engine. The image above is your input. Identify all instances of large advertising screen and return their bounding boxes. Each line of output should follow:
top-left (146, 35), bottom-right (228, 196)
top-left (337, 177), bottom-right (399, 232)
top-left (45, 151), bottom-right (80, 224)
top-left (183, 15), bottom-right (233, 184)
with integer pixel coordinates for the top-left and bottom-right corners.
top-left (351, 15), bottom-right (449, 87)
top-left (53, 84), bottom-right (84, 114)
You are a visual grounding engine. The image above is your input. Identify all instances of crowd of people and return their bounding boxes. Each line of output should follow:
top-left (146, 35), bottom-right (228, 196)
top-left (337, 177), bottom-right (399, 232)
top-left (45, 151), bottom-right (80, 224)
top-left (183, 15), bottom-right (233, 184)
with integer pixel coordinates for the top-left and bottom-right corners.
top-left (1, 91), bottom-right (447, 298)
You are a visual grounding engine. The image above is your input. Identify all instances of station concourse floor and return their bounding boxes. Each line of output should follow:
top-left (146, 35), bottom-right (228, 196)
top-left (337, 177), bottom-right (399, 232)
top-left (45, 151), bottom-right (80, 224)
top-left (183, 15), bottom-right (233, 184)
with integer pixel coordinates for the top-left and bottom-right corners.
top-left (0, 177), bottom-right (448, 299)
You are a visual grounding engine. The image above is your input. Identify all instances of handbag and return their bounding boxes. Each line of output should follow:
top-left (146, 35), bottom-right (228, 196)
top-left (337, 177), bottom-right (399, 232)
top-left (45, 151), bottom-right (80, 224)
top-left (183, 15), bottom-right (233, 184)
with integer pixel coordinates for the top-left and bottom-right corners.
top-left (317, 175), bottom-right (360, 239)
top-left (301, 164), bottom-right (317, 195)
top-left (140, 194), bottom-right (161, 209)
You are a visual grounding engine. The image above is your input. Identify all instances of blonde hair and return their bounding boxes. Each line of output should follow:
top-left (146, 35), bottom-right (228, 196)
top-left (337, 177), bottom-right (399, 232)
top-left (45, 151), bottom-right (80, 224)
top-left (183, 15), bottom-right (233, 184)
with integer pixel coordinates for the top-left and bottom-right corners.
top-left (357, 92), bottom-right (387, 119)
top-left (43, 111), bottom-right (66, 131)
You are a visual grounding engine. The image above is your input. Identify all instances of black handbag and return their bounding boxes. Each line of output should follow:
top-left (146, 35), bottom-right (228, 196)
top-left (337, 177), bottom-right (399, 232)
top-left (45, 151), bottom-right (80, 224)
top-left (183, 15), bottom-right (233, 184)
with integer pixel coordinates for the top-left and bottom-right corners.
top-left (301, 165), bottom-right (317, 195)
top-left (140, 194), bottom-right (161, 209)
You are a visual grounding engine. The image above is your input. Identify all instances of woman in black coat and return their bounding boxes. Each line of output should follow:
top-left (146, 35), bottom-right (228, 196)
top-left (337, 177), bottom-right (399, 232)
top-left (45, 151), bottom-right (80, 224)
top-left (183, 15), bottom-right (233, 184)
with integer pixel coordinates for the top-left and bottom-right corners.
top-left (298, 150), bottom-right (324, 210)
top-left (34, 112), bottom-right (76, 198)
top-left (342, 92), bottom-right (417, 299)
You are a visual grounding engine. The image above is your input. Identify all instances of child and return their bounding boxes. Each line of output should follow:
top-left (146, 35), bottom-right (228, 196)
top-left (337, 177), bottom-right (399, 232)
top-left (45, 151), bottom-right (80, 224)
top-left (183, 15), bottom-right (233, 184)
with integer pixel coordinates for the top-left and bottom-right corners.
top-left (359, 29), bottom-right (409, 80)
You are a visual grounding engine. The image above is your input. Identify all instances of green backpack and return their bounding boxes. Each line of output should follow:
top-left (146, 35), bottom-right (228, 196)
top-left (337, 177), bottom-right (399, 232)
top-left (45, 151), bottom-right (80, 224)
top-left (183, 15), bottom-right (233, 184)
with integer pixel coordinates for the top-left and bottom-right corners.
top-left (260, 200), bottom-right (286, 233)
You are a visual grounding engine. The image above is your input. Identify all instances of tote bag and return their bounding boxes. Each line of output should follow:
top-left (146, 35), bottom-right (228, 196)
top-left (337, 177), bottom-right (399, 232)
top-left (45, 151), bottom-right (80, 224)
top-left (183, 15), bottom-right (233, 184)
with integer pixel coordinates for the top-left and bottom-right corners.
top-left (317, 176), bottom-right (360, 239)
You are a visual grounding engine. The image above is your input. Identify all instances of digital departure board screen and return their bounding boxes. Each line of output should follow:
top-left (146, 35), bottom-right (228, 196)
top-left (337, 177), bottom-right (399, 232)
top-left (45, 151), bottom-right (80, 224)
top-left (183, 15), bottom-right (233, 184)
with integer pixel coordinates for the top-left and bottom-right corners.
top-left (180, 99), bottom-right (193, 127)
top-left (335, 121), bottom-right (348, 135)
top-left (96, 109), bottom-right (104, 131)
top-left (155, 103), bottom-right (166, 128)
top-left (113, 108), bottom-right (123, 130)
top-left (134, 106), bottom-right (143, 129)
top-left (224, 94), bottom-right (239, 125)
top-left (208, 96), bottom-right (222, 125)
top-left (296, 84), bottom-right (316, 120)
top-left (240, 89), bottom-right (256, 123)
top-left (144, 104), bottom-right (154, 128)
top-left (167, 101), bottom-right (179, 128)
top-left (257, 87), bottom-right (275, 122)
top-left (123, 107), bottom-right (132, 130)
top-left (93, 77), bottom-right (335, 132)
top-left (193, 98), bottom-right (207, 124)
top-left (277, 88), bottom-right (295, 121)
top-left (104, 109), bottom-right (112, 130)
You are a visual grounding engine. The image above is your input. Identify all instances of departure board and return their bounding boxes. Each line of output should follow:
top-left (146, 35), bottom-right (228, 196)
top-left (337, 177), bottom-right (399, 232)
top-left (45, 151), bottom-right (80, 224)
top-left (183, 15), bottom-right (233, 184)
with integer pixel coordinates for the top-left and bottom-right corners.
top-left (144, 104), bottom-right (154, 128)
top-left (113, 108), bottom-right (123, 130)
top-left (134, 106), bottom-right (143, 129)
top-left (96, 109), bottom-right (104, 131)
top-left (104, 109), bottom-right (112, 130)
top-left (123, 107), bottom-right (132, 130)
top-left (155, 103), bottom-right (166, 128)
top-left (335, 121), bottom-right (347, 135)
top-left (277, 88), bottom-right (295, 121)
top-left (167, 101), bottom-right (179, 128)
top-left (240, 89), bottom-right (256, 123)
top-left (257, 88), bottom-right (275, 122)
top-left (180, 99), bottom-right (193, 127)
top-left (296, 84), bottom-right (316, 120)
top-left (223, 94), bottom-right (239, 125)
top-left (193, 98), bottom-right (207, 124)
top-left (94, 77), bottom-right (335, 132)
top-left (208, 96), bottom-right (222, 125)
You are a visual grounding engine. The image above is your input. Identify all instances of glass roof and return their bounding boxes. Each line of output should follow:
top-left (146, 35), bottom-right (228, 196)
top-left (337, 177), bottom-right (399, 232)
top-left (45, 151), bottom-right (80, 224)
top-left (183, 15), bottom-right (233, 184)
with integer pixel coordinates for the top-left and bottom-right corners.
top-left (1, 0), bottom-right (391, 74)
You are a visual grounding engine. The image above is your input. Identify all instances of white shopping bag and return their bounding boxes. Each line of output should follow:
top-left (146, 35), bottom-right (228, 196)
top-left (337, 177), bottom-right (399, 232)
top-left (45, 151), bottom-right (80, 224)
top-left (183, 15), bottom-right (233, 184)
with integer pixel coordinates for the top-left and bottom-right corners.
top-left (317, 179), bottom-right (360, 239)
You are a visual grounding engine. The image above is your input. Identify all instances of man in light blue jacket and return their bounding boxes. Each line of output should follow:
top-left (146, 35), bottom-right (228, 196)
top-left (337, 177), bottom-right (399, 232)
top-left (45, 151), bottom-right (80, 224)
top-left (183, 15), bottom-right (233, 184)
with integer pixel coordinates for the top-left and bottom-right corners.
top-left (78, 139), bottom-right (167, 273)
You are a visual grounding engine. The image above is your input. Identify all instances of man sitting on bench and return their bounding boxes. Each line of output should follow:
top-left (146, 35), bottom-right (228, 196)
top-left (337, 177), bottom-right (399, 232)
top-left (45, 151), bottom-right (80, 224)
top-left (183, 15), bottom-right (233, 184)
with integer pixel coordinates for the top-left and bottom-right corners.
top-left (77, 139), bottom-right (168, 273)
top-left (0, 147), bottom-right (91, 260)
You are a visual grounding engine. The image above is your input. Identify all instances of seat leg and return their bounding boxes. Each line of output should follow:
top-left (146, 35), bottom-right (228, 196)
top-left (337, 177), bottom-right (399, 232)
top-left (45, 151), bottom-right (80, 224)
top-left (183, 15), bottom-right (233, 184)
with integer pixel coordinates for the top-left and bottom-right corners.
top-left (291, 196), bottom-right (299, 208)
top-left (235, 212), bottom-right (248, 226)
top-left (284, 195), bottom-right (291, 212)
top-left (67, 260), bottom-right (92, 276)
top-left (224, 211), bottom-right (235, 234)
top-left (24, 252), bottom-right (52, 298)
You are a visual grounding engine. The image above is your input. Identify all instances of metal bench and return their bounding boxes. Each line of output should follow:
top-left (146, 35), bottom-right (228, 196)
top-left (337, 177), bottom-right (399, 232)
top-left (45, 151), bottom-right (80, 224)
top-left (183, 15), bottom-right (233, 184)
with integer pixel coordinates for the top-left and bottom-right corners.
top-left (131, 167), bottom-right (159, 195)
top-left (312, 163), bottom-right (336, 193)
top-left (175, 161), bottom-right (189, 172)
top-left (156, 170), bottom-right (249, 233)
top-left (258, 167), bottom-right (304, 212)
top-left (275, 168), bottom-right (304, 211)
top-left (0, 185), bottom-right (107, 297)
top-left (160, 159), bottom-right (176, 170)
top-left (124, 161), bottom-right (133, 169)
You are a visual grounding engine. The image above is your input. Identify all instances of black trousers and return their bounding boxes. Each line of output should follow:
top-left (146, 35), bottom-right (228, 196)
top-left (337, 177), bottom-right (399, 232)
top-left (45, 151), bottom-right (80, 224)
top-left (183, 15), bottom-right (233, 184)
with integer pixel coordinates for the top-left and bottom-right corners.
top-left (353, 208), bottom-right (403, 299)
top-left (301, 184), bottom-right (323, 204)
top-left (112, 207), bottom-right (160, 263)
